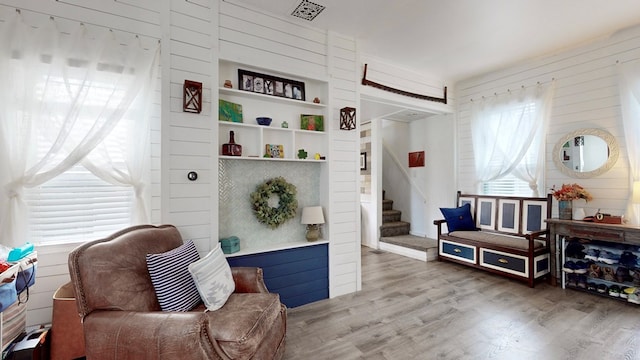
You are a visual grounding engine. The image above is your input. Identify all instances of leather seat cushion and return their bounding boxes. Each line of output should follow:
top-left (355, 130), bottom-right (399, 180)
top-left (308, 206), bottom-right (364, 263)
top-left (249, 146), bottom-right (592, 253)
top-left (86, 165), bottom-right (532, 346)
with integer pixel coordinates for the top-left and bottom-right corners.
top-left (206, 293), bottom-right (283, 359)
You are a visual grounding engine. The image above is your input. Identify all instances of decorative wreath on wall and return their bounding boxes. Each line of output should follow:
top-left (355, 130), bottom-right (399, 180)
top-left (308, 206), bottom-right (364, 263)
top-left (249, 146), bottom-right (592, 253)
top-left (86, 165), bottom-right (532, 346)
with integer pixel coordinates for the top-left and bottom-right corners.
top-left (250, 177), bottom-right (298, 229)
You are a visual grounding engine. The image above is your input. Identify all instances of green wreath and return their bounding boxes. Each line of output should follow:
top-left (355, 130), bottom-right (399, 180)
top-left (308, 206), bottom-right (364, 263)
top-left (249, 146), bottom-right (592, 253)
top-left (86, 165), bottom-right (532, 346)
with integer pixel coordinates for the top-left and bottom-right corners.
top-left (250, 177), bottom-right (298, 229)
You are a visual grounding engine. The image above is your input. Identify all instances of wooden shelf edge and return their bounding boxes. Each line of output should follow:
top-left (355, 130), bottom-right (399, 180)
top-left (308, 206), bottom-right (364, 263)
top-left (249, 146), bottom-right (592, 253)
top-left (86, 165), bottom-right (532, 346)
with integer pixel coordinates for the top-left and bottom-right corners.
top-left (225, 240), bottom-right (329, 258)
top-left (218, 156), bottom-right (326, 163)
top-left (219, 87), bottom-right (327, 108)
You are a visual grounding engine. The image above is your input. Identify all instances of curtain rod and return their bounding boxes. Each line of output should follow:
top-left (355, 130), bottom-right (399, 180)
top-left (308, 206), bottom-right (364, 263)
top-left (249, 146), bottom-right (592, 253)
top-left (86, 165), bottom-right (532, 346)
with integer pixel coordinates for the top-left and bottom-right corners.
top-left (10, 6), bottom-right (160, 44)
top-left (469, 78), bottom-right (555, 102)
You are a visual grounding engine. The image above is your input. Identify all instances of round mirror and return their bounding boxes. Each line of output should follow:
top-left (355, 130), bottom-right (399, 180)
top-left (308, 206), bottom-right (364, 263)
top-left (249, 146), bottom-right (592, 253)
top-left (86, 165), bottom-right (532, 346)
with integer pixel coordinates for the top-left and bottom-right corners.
top-left (552, 128), bottom-right (619, 178)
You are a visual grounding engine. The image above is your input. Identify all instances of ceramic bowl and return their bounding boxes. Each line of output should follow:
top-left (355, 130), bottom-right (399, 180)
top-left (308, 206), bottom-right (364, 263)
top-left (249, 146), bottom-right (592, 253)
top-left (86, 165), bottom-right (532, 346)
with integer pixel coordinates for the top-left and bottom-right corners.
top-left (256, 117), bottom-right (272, 126)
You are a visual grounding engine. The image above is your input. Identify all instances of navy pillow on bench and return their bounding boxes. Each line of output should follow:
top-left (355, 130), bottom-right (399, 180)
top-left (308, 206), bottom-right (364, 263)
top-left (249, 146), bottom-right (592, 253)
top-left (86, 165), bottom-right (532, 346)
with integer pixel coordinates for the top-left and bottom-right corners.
top-left (440, 203), bottom-right (477, 233)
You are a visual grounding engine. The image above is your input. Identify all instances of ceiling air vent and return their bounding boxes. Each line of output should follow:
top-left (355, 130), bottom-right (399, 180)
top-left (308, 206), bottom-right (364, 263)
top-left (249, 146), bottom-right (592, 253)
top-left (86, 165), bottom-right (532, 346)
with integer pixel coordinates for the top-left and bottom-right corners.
top-left (291, 0), bottom-right (325, 21)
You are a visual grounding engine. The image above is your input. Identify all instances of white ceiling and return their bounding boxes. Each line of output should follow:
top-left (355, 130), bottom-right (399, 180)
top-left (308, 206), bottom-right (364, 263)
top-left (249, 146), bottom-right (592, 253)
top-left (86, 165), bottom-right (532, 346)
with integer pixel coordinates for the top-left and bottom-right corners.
top-left (229, 0), bottom-right (640, 83)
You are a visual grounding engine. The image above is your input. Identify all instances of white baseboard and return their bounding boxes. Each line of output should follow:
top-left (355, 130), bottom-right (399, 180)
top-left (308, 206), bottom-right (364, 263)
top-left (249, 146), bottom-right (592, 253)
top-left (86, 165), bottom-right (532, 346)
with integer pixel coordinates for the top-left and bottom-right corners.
top-left (379, 242), bottom-right (427, 262)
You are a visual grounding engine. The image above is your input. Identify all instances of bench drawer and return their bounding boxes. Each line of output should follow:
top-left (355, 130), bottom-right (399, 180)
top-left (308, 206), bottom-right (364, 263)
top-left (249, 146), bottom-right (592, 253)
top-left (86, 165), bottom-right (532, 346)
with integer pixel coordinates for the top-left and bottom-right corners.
top-left (480, 249), bottom-right (527, 277)
top-left (440, 240), bottom-right (476, 264)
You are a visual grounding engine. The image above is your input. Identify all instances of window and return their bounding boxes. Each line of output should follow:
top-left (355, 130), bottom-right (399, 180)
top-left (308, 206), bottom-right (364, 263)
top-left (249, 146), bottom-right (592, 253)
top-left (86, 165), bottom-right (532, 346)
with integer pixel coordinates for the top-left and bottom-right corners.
top-left (471, 83), bottom-right (555, 198)
top-left (0, 17), bottom-right (159, 247)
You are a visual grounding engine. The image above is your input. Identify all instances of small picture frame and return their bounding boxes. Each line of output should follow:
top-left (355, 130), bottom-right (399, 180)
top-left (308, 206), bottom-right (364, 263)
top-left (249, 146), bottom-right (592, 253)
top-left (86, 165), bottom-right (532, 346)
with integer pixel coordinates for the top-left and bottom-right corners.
top-left (241, 74), bottom-right (253, 91)
top-left (274, 81), bottom-right (284, 96)
top-left (300, 114), bottom-right (324, 131)
top-left (253, 77), bottom-right (264, 93)
top-left (238, 69), bottom-right (306, 101)
top-left (408, 151), bottom-right (425, 167)
top-left (360, 152), bottom-right (367, 171)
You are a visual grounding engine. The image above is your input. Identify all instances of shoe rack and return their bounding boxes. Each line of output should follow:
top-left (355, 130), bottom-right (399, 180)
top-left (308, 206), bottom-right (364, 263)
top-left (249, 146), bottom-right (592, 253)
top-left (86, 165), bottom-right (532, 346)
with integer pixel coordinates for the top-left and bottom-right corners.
top-left (548, 219), bottom-right (640, 305)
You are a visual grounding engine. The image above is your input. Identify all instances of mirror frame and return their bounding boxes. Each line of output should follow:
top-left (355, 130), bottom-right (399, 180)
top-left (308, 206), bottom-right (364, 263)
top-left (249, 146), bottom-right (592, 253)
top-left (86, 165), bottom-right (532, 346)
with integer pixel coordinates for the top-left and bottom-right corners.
top-left (552, 128), bottom-right (619, 179)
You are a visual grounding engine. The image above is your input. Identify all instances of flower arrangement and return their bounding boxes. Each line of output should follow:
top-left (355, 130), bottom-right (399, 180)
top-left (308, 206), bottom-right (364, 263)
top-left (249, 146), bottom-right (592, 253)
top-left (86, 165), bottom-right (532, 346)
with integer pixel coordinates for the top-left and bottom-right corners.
top-left (550, 183), bottom-right (593, 202)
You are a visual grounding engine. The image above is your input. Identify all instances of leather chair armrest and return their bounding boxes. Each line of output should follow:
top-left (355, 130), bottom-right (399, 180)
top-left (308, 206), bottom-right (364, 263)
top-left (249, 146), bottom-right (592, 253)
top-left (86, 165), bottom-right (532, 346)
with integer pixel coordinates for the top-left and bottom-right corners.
top-left (83, 310), bottom-right (229, 360)
top-left (231, 267), bottom-right (269, 293)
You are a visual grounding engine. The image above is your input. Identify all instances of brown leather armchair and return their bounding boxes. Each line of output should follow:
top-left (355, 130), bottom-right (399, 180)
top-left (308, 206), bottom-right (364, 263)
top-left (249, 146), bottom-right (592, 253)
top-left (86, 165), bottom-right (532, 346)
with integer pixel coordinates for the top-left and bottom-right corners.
top-left (68, 224), bottom-right (286, 360)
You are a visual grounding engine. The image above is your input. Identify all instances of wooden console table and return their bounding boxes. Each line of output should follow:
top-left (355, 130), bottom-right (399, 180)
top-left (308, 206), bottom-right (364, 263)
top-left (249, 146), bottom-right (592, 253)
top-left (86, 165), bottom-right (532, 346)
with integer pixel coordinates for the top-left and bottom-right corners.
top-left (545, 218), bottom-right (640, 286)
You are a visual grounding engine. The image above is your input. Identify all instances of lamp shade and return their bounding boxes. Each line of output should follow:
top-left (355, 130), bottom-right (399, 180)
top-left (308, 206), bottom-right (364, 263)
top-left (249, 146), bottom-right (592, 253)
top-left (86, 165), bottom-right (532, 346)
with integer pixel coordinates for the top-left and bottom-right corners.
top-left (634, 181), bottom-right (640, 203)
top-left (301, 206), bottom-right (325, 225)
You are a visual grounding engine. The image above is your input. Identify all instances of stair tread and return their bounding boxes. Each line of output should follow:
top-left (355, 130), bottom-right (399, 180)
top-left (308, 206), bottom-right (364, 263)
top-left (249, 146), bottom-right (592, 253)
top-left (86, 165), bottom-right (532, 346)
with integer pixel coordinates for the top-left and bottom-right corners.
top-left (380, 221), bottom-right (410, 228)
top-left (382, 209), bottom-right (401, 214)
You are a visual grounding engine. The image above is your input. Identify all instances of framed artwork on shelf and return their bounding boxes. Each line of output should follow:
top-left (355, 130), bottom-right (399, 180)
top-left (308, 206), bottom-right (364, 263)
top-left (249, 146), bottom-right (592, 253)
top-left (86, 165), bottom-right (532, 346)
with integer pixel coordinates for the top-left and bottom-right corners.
top-left (300, 115), bottom-right (324, 131)
top-left (238, 69), bottom-right (305, 101)
top-left (219, 100), bottom-right (243, 122)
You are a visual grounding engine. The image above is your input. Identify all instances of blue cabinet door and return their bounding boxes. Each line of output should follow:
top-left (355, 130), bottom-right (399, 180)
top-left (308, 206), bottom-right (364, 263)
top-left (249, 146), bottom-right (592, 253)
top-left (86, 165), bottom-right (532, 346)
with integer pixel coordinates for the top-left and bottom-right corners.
top-left (227, 243), bottom-right (328, 308)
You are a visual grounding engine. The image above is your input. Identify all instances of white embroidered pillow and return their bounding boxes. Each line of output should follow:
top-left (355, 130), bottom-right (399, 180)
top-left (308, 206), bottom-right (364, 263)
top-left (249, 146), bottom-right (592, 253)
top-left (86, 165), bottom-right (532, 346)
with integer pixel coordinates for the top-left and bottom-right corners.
top-left (188, 242), bottom-right (235, 311)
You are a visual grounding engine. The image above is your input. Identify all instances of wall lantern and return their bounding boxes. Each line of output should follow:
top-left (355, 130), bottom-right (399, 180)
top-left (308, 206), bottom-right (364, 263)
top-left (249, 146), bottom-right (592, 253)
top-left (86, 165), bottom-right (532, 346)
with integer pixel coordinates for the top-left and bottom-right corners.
top-left (340, 107), bottom-right (356, 130)
top-left (183, 80), bottom-right (202, 113)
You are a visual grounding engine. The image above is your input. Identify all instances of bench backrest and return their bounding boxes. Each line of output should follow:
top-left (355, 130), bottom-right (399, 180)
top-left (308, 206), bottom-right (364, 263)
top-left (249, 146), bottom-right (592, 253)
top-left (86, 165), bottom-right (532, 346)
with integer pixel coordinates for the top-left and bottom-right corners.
top-left (457, 191), bottom-right (552, 236)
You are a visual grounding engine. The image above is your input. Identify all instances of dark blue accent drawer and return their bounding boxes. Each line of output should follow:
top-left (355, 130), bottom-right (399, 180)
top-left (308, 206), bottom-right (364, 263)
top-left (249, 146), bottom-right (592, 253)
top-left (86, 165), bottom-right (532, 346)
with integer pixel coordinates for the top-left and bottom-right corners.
top-left (480, 249), bottom-right (527, 277)
top-left (440, 240), bottom-right (476, 264)
top-left (227, 243), bottom-right (328, 308)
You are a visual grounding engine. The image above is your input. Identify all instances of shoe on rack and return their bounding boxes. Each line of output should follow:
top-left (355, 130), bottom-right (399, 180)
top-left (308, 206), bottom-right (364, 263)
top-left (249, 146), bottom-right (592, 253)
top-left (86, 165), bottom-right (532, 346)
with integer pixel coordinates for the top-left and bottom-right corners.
top-left (609, 284), bottom-right (621, 297)
top-left (633, 270), bottom-right (640, 286)
top-left (616, 266), bottom-right (632, 283)
top-left (566, 274), bottom-right (579, 287)
top-left (598, 250), bottom-right (621, 265)
top-left (597, 283), bottom-right (608, 294)
top-left (565, 241), bottom-right (586, 259)
top-left (620, 286), bottom-right (629, 299)
top-left (627, 288), bottom-right (640, 304)
top-left (587, 282), bottom-right (598, 292)
top-left (574, 261), bottom-right (589, 274)
top-left (588, 263), bottom-right (602, 279)
top-left (584, 248), bottom-right (600, 261)
top-left (602, 266), bottom-right (616, 282)
top-left (577, 275), bottom-right (588, 289)
top-left (619, 251), bottom-right (638, 268)
top-left (562, 261), bottom-right (577, 273)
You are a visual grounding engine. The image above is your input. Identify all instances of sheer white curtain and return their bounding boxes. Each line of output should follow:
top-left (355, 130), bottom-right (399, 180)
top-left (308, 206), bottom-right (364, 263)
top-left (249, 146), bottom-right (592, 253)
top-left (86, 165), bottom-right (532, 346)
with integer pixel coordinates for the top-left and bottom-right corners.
top-left (0, 14), bottom-right (160, 247)
top-left (618, 61), bottom-right (640, 225)
top-left (470, 82), bottom-right (555, 196)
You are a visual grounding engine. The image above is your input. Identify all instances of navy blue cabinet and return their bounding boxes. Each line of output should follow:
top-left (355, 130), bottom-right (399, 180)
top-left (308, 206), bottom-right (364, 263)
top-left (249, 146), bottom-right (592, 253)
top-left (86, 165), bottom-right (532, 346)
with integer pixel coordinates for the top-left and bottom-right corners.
top-left (227, 243), bottom-right (328, 308)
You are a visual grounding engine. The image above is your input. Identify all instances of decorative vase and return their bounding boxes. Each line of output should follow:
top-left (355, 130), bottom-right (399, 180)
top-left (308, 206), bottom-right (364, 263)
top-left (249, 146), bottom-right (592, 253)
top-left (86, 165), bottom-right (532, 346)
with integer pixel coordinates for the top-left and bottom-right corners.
top-left (559, 200), bottom-right (573, 220)
top-left (221, 131), bottom-right (242, 156)
top-left (573, 207), bottom-right (586, 221)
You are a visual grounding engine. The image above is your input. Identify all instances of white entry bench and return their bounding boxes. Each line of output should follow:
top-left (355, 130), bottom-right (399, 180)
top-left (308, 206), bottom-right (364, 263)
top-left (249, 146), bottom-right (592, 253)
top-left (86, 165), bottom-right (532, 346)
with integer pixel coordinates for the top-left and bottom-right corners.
top-left (433, 192), bottom-right (552, 287)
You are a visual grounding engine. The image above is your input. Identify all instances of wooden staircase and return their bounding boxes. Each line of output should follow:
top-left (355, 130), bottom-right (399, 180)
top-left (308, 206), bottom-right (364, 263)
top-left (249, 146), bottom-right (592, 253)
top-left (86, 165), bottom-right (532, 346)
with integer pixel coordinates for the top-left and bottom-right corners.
top-left (380, 197), bottom-right (410, 237)
top-left (379, 191), bottom-right (438, 262)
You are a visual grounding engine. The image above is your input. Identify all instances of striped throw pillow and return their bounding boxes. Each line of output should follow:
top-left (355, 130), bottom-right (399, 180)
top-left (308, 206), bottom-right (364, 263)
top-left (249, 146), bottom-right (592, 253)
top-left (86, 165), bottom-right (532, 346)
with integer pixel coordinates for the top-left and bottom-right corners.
top-left (146, 240), bottom-right (201, 311)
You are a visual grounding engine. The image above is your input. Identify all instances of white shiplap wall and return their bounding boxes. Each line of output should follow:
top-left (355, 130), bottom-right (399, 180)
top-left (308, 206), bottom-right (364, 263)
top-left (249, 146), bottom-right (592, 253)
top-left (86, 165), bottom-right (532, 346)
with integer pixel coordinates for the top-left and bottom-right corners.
top-left (455, 24), bottom-right (640, 217)
top-left (160, 0), bottom-right (218, 253)
top-left (218, 1), bottom-right (361, 297)
top-left (1, 0), bottom-right (361, 327)
top-left (0, 0), bottom-right (163, 326)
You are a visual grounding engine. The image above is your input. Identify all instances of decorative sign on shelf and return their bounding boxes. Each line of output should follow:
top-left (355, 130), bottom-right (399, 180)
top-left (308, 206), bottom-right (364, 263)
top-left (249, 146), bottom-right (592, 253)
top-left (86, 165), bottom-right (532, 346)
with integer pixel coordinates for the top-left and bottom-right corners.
top-left (238, 69), bottom-right (305, 101)
top-left (183, 80), bottom-right (202, 113)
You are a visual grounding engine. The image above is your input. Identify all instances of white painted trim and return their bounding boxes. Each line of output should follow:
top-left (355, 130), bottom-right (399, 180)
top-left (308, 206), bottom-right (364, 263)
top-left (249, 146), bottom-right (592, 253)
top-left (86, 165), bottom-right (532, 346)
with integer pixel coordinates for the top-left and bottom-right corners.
top-left (498, 199), bottom-right (520, 233)
top-left (534, 254), bottom-right (551, 278)
top-left (379, 242), bottom-right (427, 262)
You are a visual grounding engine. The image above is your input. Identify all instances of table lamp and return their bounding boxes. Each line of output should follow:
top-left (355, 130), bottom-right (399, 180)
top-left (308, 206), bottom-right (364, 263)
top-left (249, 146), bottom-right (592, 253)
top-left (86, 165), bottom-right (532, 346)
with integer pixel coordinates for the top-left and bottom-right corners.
top-left (301, 206), bottom-right (325, 241)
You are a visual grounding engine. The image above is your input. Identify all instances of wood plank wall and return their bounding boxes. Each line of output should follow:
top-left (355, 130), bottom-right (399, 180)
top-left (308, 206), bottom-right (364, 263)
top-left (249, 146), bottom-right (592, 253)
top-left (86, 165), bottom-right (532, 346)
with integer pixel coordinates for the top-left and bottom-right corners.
top-left (218, 1), bottom-right (361, 297)
top-left (455, 25), bottom-right (640, 217)
top-left (0, 0), bottom-right (362, 326)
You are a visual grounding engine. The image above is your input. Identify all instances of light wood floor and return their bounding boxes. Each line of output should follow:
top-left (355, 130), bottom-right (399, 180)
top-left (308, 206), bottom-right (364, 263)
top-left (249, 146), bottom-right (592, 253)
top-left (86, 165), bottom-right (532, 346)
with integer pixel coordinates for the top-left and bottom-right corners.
top-left (283, 247), bottom-right (640, 360)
